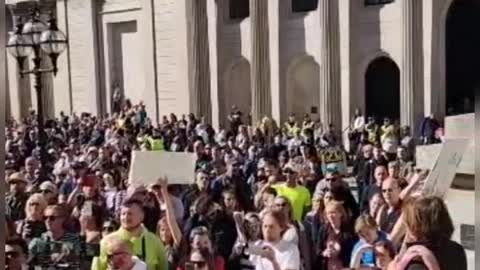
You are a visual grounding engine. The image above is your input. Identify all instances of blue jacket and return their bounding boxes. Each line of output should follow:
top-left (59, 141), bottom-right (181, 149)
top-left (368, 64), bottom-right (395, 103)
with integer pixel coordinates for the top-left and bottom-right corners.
top-left (351, 230), bottom-right (390, 267)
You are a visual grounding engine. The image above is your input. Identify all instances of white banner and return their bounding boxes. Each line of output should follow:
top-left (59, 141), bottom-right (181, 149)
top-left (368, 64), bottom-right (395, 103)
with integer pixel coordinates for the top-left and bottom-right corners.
top-left (128, 151), bottom-right (196, 186)
top-left (421, 139), bottom-right (469, 198)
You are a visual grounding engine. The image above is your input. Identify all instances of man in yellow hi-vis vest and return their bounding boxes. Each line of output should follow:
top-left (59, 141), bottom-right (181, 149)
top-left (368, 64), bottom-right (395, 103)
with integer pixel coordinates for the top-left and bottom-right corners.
top-left (146, 130), bottom-right (165, 151)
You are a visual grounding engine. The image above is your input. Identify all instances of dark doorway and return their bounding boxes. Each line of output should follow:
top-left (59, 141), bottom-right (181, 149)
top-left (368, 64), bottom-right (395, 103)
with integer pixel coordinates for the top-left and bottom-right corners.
top-left (446, 0), bottom-right (479, 115)
top-left (365, 56), bottom-right (400, 122)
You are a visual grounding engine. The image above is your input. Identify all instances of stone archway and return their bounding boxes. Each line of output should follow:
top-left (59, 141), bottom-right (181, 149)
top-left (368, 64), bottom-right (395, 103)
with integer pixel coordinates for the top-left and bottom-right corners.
top-left (365, 56), bottom-right (400, 121)
top-left (286, 55), bottom-right (320, 121)
top-left (445, 0), bottom-right (479, 115)
top-left (222, 57), bottom-right (252, 128)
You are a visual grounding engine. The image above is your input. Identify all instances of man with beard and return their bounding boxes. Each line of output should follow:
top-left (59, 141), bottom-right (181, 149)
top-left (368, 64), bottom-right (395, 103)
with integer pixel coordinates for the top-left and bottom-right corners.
top-left (211, 159), bottom-right (253, 211)
top-left (182, 170), bottom-right (212, 220)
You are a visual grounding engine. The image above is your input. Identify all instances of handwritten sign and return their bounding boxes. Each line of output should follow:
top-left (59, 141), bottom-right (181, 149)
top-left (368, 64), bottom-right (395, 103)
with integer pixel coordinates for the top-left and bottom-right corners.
top-left (128, 151), bottom-right (196, 186)
top-left (421, 139), bottom-right (469, 198)
top-left (319, 146), bottom-right (348, 176)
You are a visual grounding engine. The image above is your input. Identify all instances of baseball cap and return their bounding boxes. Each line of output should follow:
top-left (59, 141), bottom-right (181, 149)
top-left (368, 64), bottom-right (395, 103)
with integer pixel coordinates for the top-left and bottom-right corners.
top-left (325, 164), bottom-right (339, 176)
top-left (39, 181), bottom-right (58, 194)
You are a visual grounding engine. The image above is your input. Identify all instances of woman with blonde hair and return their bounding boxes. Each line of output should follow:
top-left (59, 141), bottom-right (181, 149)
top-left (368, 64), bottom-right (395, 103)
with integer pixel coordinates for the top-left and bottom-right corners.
top-left (16, 193), bottom-right (47, 242)
top-left (313, 200), bottom-right (356, 270)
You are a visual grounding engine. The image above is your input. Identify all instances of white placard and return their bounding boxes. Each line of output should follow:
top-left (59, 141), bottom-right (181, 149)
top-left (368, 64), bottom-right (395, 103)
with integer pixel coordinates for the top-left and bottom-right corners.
top-left (128, 151), bottom-right (196, 186)
top-left (421, 139), bottom-right (469, 198)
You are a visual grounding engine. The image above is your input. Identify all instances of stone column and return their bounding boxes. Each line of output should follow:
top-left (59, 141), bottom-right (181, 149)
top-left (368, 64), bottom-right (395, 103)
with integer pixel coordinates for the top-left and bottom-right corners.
top-left (250, 0), bottom-right (271, 125)
top-left (40, 50), bottom-right (55, 119)
top-left (319, 0), bottom-right (341, 130)
top-left (401, 0), bottom-right (424, 130)
top-left (189, 0), bottom-right (212, 123)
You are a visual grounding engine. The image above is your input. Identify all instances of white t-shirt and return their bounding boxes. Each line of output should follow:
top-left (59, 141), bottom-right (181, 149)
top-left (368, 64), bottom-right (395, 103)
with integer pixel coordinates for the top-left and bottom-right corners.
top-left (107, 256), bottom-right (147, 270)
top-left (249, 240), bottom-right (300, 270)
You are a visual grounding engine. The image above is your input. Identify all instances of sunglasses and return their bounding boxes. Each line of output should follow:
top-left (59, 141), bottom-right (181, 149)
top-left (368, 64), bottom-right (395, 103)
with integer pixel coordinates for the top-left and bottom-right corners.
top-left (282, 170), bottom-right (295, 175)
top-left (6, 251), bottom-right (20, 258)
top-left (382, 189), bottom-right (394, 193)
top-left (103, 226), bottom-right (116, 232)
top-left (189, 261), bottom-right (207, 268)
top-left (274, 202), bottom-right (287, 207)
top-left (107, 251), bottom-right (127, 260)
top-left (45, 215), bottom-right (62, 221)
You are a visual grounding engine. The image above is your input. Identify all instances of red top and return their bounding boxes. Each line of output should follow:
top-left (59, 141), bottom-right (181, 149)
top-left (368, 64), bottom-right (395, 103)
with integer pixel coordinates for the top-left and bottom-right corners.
top-left (177, 256), bottom-right (225, 270)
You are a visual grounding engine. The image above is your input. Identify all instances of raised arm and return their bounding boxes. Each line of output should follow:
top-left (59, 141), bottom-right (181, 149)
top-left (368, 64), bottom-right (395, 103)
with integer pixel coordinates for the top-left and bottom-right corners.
top-left (399, 169), bottom-right (428, 200)
top-left (157, 177), bottom-right (183, 247)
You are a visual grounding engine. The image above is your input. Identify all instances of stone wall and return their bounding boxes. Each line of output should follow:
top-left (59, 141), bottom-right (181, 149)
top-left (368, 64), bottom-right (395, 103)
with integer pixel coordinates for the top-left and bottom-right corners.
top-left (153, 0), bottom-right (190, 119)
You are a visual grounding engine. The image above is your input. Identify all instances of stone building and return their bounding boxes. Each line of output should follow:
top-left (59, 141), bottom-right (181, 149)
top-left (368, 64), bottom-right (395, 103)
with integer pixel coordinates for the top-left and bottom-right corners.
top-left (5, 0), bottom-right (478, 131)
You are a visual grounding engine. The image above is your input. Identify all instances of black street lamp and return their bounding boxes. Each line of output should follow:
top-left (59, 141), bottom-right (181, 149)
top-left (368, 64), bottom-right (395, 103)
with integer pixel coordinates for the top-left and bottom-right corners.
top-left (7, 5), bottom-right (67, 181)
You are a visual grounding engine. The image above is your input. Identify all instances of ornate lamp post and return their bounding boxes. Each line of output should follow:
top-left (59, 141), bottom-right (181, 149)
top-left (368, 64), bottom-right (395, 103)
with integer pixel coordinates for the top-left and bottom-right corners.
top-left (7, 5), bottom-right (67, 181)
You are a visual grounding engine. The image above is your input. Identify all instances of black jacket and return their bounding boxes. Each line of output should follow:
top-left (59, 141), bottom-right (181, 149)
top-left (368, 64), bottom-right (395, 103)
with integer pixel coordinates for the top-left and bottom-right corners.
top-left (405, 239), bottom-right (467, 270)
top-left (312, 223), bottom-right (357, 270)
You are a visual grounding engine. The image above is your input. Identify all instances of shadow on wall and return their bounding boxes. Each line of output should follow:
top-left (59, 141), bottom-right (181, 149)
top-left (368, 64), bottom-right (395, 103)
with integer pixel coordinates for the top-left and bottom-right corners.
top-left (357, 1), bottom-right (400, 123)
top-left (281, 0), bottom-right (310, 123)
top-left (219, 0), bottom-right (250, 129)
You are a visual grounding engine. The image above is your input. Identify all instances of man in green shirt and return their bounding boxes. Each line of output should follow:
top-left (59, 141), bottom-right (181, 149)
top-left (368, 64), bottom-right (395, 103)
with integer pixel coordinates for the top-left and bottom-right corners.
top-left (273, 166), bottom-right (311, 221)
top-left (95, 199), bottom-right (168, 270)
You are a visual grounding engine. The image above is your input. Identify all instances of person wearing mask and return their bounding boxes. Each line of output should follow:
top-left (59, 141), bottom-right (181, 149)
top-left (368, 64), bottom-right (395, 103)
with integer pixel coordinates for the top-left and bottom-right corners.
top-left (6, 172), bottom-right (30, 223)
top-left (249, 210), bottom-right (300, 270)
top-left (388, 196), bottom-right (466, 270)
top-left (315, 201), bottom-right (356, 270)
top-left (360, 165), bottom-right (388, 213)
top-left (101, 235), bottom-right (148, 270)
top-left (29, 204), bottom-right (82, 268)
top-left (16, 194), bottom-right (47, 243)
top-left (97, 199), bottom-right (168, 270)
top-left (6, 238), bottom-right (29, 270)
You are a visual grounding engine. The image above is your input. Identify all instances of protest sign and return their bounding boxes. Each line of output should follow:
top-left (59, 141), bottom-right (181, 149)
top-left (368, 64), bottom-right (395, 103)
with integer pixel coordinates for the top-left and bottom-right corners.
top-left (421, 139), bottom-right (469, 198)
top-left (319, 146), bottom-right (348, 176)
top-left (128, 151), bottom-right (196, 186)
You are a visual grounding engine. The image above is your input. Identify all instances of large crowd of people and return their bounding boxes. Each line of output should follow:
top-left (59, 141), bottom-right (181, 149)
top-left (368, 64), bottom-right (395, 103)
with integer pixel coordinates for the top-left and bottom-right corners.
top-left (5, 98), bottom-right (466, 270)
